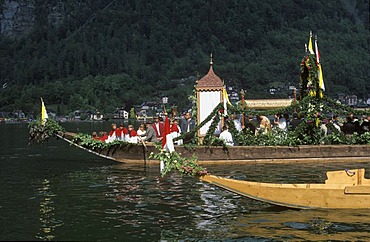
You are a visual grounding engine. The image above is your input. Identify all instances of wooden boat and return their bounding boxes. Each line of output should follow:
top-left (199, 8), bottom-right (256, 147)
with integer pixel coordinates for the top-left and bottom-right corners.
top-left (56, 131), bottom-right (370, 164)
top-left (200, 168), bottom-right (370, 209)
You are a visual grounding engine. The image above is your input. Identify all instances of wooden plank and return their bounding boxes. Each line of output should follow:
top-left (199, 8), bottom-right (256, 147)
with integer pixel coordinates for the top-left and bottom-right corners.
top-left (345, 186), bottom-right (370, 194)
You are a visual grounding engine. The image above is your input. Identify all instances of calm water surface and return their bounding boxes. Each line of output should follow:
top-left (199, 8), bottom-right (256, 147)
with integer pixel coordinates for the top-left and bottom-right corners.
top-left (1, 122), bottom-right (370, 241)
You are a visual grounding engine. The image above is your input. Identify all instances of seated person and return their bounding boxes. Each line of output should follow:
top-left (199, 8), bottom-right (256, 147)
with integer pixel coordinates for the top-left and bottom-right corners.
top-left (137, 123), bottom-right (147, 142)
top-left (116, 123), bottom-right (129, 141)
top-left (243, 115), bottom-right (257, 135)
top-left (142, 121), bottom-right (158, 143)
top-left (99, 131), bottom-right (108, 142)
top-left (219, 125), bottom-right (234, 146)
top-left (92, 131), bottom-right (100, 140)
top-left (106, 123), bottom-right (117, 143)
top-left (127, 125), bottom-right (138, 143)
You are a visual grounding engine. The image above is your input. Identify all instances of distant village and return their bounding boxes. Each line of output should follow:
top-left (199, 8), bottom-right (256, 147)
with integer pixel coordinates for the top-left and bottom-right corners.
top-left (1, 85), bottom-right (369, 123)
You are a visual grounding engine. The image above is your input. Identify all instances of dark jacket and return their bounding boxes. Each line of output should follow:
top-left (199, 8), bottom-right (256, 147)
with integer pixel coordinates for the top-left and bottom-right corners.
top-left (180, 118), bottom-right (196, 133)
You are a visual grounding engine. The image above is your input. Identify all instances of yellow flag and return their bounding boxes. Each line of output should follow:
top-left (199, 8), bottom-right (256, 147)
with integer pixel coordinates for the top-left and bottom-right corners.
top-left (41, 97), bottom-right (48, 125)
top-left (308, 31), bottom-right (314, 54)
top-left (318, 64), bottom-right (325, 90)
top-left (222, 87), bottom-right (232, 117)
top-left (223, 87), bottom-right (232, 105)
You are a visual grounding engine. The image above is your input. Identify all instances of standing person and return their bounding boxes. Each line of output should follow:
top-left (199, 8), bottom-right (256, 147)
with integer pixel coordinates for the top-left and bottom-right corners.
top-left (180, 112), bottom-right (197, 144)
top-left (152, 116), bottom-right (164, 141)
top-left (180, 112), bottom-right (196, 133)
top-left (170, 118), bottom-right (182, 145)
top-left (174, 118), bottom-right (182, 134)
top-left (219, 125), bottom-right (234, 146)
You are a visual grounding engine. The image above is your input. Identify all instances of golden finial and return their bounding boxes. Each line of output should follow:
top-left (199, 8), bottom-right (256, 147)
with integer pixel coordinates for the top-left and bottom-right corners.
top-left (210, 53), bottom-right (213, 65)
top-left (240, 89), bottom-right (245, 96)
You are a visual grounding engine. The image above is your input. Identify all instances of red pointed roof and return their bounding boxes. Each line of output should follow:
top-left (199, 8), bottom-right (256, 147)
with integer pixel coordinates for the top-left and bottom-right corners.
top-left (196, 65), bottom-right (223, 90)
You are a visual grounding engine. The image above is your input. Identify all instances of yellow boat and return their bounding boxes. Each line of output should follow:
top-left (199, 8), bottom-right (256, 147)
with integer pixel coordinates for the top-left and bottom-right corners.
top-left (200, 168), bottom-right (370, 209)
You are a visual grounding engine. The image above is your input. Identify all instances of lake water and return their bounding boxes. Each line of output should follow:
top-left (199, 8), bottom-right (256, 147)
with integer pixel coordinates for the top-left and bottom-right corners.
top-left (1, 122), bottom-right (370, 241)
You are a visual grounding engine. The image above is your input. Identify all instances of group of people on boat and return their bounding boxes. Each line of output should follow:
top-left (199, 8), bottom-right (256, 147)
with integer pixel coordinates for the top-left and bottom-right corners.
top-left (91, 111), bottom-right (197, 145)
top-left (219, 112), bottom-right (370, 146)
top-left (334, 113), bottom-right (370, 135)
top-left (91, 110), bottom-right (369, 147)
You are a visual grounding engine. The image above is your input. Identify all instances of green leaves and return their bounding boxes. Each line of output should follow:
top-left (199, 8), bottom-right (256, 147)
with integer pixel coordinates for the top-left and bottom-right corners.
top-left (149, 144), bottom-right (208, 177)
top-left (28, 119), bottom-right (65, 144)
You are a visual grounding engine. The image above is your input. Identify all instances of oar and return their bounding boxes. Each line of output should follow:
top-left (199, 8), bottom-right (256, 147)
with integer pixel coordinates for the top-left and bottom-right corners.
top-left (142, 140), bottom-right (147, 168)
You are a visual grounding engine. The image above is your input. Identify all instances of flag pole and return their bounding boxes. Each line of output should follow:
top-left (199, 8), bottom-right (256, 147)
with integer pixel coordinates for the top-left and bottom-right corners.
top-left (240, 89), bottom-right (245, 127)
top-left (160, 105), bottom-right (169, 173)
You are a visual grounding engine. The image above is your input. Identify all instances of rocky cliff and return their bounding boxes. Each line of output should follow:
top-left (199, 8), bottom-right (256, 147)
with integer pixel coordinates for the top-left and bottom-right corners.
top-left (0, 0), bottom-right (64, 36)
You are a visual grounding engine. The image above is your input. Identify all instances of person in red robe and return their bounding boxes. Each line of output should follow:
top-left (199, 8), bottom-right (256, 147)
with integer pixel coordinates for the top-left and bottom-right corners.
top-left (152, 116), bottom-right (164, 141)
top-left (115, 123), bottom-right (129, 141)
top-left (170, 118), bottom-right (179, 133)
top-left (107, 123), bottom-right (117, 143)
top-left (128, 125), bottom-right (137, 137)
top-left (127, 124), bottom-right (138, 143)
top-left (100, 132), bottom-right (108, 142)
top-left (92, 131), bottom-right (100, 140)
top-left (170, 118), bottom-right (182, 145)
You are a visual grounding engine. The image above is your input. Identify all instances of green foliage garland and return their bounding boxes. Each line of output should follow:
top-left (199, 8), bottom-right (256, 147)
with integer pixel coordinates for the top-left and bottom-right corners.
top-left (71, 133), bottom-right (138, 151)
top-left (149, 144), bottom-right (209, 177)
top-left (28, 119), bottom-right (65, 144)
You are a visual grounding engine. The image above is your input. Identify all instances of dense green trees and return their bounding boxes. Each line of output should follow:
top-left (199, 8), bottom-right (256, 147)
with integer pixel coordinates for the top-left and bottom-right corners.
top-left (0, 0), bottom-right (368, 116)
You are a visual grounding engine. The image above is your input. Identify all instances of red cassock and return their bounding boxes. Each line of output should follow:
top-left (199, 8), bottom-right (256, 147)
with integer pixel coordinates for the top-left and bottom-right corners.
top-left (100, 134), bottom-right (108, 141)
top-left (129, 130), bottom-right (137, 137)
top-left (170, 123), bottom-right (179, 133)
top-left (122, 127), bottom-right (129, 135)
top-left (115, 129), bottom-right (122, 137)
top-left (152, 122), bottom-right (164, 138)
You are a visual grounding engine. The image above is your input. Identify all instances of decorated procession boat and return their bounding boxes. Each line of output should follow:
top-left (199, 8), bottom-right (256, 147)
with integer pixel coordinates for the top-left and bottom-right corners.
top-left (57, 131), bottom-right (370, 164)
top-left (199, 168), bottom-right (370, 209)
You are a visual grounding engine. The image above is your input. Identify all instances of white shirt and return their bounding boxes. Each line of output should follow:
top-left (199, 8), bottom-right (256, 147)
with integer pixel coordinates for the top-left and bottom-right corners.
top-left (219, 130), bottom-right (234, 146)
top-left (233, 119), bottom-right (242, 132)
top-left (155, 123), bottom-right (160, 136)
top-left (137, 129), bottom-right (146, 141)
top-left (278, 117), bottom-right (287, 131)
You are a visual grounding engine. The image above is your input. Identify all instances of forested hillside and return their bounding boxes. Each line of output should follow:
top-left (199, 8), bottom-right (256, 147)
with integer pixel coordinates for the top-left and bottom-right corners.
top-left (0, 0), bottom-right (369, 116)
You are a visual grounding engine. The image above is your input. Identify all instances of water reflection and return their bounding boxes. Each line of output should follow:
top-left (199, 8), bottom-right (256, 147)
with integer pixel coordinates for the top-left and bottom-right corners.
top-left (36, 179), bottom-right (63, 241)
top-left (233, 209), bottom-right (370, 241)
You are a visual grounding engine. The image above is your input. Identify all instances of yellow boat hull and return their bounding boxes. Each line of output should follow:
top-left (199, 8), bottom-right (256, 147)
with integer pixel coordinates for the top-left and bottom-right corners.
top-left (200, 169), bottom-right (370, 209)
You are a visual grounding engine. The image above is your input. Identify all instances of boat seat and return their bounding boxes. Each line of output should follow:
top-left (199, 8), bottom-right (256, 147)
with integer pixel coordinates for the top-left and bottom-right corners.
top-left (325, 169), bottom-right (368, 185)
